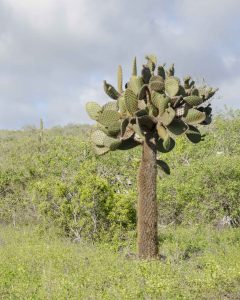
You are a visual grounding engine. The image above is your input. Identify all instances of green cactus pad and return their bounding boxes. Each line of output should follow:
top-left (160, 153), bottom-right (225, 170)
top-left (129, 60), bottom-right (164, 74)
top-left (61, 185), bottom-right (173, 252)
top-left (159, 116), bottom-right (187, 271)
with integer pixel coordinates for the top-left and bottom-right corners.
top-left (138, 84), bottom-right (149, 100)
top-left (183, 76), bottom-right (191, 89)
top-left (118, 138), bottom-right (140, 150)
top-left (149, 75), bottom-right (164, 83)
top-left (91, 129), bottom-right (106, 146)
top-left (118, 95), bottom-right (127, 114)
top-left (121, 119), bottom-right (129, 137)
top-left (98, 110), bottom-right (120, 126)
top-left (165, 77), bottom-right (180, 97)
top-left (161, 106), bottom-right (176, 126)
top-left (166, 64), bottom-right (175, 77)
top-left (138, 115), bottom-right (155, 130)
top-left (145, 55), bottom-right (157, 72)
top-left (102, 101), bottom-right (118, 111)
top-left (103, 81), bottom-right (120, 100)
top-left (86, 102), bottom-right (102, 120)
top-left (184, 95), bottom-right (203, 107)
top-left (135, 109), bottom-right (148, 117)
top-left (157, 137), bottom-right (175, 153)
top-left (132, 124), bottom-right (145, 140)
top-left (151, 92), bottom-right (170, 115)
top-left (125, 88), bottom-right (138, 114)
top-left (177, 85), bottom-right (187, 97)
top-left (117, 65), bottom-right (123, 93)
top-left (103, 136), bottom-right (121, 150)
top-left (132, 57), bottom-right (137, 76)
top-left (128, 76), bottom-right (144, 95)
top-left (141, 66), bottom-right (151, 84)
top-left (148, 104), bottom-right (158, 117)
top-left (185, 125), bottom-right (202, 143)
top-left (149, 81), bottom-right (164, 92)
top-left (157, 64), bottom-right (166, 79)
top-left (157, 124), bottom-right (168, 140)
top-left (167, 119), bottom-right (189, 136)
top-left (183, 108), bottom-right (206, 125)
top-left (93, 145), bottom-right (110, 155)
top-left (107, 121), bottom-right (121, 135)
top-left (156, 160), bottom-right (170, 175)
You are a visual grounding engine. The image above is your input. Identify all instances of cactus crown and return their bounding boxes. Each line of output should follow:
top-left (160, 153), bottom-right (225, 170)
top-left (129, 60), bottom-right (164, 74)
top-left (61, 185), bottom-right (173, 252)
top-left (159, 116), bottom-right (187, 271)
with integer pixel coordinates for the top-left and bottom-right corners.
top-left (86, 56), bottom-right (218, 155)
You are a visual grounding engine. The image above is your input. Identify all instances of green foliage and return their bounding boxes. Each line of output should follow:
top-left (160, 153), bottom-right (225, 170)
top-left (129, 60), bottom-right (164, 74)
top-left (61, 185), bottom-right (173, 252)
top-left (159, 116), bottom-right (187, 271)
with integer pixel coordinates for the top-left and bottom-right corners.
top-left (0, 110), bottom-right (240, 240)
top-left (1, 225), bottom-right (240, 299)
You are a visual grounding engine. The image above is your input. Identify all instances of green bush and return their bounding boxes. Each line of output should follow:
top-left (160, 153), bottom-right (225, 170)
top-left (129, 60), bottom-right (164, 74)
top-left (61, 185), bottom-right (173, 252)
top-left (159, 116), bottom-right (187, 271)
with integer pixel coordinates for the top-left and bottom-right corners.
top-left (158, 155), bottom-right (240, 225)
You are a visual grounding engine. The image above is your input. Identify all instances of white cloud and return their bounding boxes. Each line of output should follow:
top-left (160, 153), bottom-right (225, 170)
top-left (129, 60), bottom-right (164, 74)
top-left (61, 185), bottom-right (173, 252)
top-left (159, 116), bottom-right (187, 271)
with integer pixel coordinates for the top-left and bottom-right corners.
top-left (0, 0), bottom-right (239, 128)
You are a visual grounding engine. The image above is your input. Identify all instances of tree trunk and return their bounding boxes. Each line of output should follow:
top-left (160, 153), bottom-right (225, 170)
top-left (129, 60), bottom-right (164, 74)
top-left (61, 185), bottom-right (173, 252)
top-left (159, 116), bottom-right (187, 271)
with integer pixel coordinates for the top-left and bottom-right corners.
top-left (137, 133), bottom-right (159, 259)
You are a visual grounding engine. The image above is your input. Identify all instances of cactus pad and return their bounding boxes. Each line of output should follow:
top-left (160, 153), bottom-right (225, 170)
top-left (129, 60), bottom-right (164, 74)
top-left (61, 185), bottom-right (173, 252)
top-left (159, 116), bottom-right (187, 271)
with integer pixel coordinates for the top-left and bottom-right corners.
top-left (167, 119), bottom-right (188, 136)
top-left (102, 101), bottom-right (118, 111)
top-left (183, 108), bottom-right (206, 125)
top-left (125, 88), bottom-right (138, 114)
top-left (165, 77), bottom-right (180, 97)
top-left (185, 125), bottom-right (202, 143)
top-left (93, 145), bottom-right (110, 155)
top-left (161, 106), bottom-right (176, 126)
top-left (128, 76), bottom-right (144, 95)
top-left (98, 110), bottom-right (120, 126)
top-left (184, 96), bottom-right (203, 107)
top-left (86, 102), bottom-right (102, 121)
top-left (103, 81), bottom-right (120, 100)
top-left (151, 92), bottom-right (170, 115)
top-left (91, 129), bottom-right (106, 146)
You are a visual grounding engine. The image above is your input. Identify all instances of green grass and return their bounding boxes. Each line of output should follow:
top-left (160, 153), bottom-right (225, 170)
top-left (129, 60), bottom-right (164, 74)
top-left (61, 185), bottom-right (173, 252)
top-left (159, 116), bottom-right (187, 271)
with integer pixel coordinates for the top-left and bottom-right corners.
top-left (0, 226), bottom-right (240, 299)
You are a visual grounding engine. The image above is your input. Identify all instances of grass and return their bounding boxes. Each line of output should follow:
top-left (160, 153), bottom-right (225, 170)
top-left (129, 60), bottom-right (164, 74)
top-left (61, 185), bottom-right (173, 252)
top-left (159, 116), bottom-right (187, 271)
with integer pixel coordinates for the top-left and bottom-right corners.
top-left (0, 226), bottom-right (240, 299)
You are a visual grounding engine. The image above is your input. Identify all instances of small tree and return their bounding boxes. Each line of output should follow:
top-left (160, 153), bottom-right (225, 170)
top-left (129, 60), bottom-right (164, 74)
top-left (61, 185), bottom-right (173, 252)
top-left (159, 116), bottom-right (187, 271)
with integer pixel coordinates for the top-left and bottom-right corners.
top-left (85, 55), bottom-right (217, 259)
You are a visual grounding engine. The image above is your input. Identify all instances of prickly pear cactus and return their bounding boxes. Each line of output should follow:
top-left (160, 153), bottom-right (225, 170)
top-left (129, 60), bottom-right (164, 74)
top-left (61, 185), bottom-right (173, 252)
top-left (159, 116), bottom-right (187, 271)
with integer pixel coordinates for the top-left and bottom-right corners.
top-left (86, 55), bottom-right (218, 170)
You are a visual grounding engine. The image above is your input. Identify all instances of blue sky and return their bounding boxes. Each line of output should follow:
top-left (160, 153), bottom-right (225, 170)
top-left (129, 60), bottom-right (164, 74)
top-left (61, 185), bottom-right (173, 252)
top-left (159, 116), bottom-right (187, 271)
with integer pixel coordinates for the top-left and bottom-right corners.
top-left (0, 0), bottom-right (240, 129)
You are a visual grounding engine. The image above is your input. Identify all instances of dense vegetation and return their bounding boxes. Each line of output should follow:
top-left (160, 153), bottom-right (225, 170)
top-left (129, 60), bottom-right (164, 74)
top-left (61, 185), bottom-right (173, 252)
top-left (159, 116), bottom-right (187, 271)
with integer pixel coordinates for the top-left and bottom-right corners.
top-left (0, 110), bottom-right (240, 298)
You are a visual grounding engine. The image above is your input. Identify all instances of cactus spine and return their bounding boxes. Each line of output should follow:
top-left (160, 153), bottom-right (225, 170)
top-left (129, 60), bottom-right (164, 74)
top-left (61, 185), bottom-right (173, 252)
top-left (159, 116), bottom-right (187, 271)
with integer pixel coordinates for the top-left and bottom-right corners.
top-left (85, 56), bottom-right (217, 259)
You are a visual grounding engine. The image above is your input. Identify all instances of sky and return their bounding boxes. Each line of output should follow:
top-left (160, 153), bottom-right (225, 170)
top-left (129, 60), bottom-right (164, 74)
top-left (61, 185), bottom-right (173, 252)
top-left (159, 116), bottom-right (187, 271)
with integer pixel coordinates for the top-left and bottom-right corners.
top-left (0, 0), bottom-right (240, 129)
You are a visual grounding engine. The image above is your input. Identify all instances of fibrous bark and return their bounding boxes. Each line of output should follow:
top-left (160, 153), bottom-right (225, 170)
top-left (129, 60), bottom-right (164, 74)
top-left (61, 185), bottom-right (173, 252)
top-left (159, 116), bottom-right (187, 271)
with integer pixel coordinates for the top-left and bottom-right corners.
top-left (137, 133), bottom-right (158, 259)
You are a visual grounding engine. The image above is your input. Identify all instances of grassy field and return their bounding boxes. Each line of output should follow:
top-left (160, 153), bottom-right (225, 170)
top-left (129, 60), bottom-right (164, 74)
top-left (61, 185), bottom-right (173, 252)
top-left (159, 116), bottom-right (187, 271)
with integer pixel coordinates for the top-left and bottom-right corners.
top-left (1, 225), bottom-right (240, 299)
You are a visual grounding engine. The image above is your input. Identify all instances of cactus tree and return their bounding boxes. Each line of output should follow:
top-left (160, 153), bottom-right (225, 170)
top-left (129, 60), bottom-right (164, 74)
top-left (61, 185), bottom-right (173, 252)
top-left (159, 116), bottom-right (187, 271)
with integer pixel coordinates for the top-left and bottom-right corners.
top-left (85, 55), bottom-right (217, 259)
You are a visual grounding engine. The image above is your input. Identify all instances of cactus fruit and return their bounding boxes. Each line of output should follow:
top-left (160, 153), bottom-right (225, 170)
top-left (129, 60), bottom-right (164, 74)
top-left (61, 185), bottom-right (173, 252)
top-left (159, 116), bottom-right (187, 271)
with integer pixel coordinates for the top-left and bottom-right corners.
top-left (85, 55), bottom-right (217, 259)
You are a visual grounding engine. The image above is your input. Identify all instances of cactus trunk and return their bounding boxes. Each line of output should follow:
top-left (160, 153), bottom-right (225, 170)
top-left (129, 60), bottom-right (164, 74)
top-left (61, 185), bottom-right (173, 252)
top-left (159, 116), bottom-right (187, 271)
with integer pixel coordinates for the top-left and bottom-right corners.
top-left (137, 133), bottom-right (159, 259)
